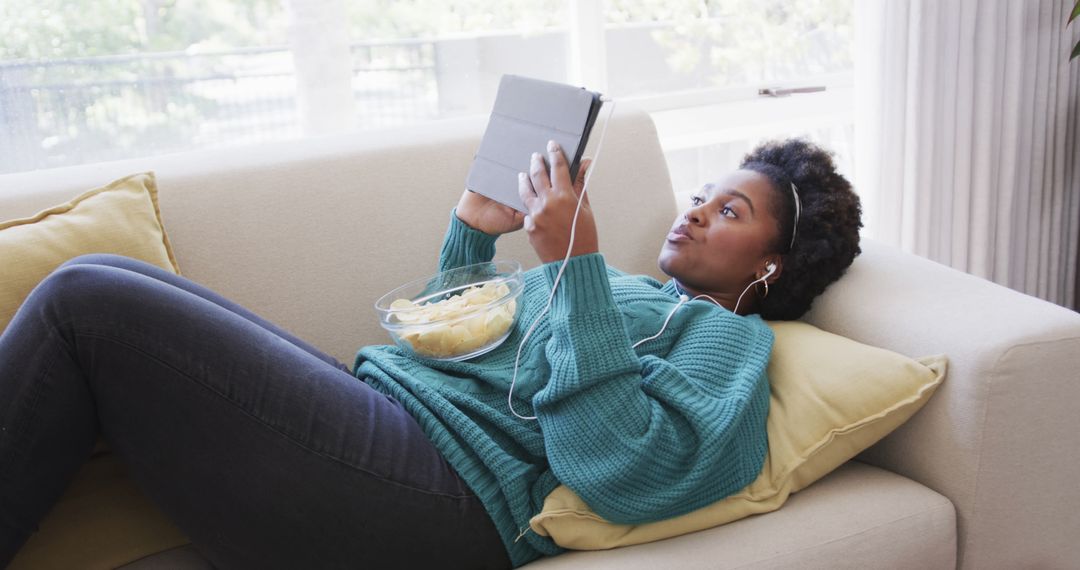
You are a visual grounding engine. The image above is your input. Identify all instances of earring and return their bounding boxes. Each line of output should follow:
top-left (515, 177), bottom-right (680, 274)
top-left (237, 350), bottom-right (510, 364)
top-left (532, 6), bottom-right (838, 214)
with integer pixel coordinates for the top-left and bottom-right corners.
top-left (755, 279), bottom-right (769, 299)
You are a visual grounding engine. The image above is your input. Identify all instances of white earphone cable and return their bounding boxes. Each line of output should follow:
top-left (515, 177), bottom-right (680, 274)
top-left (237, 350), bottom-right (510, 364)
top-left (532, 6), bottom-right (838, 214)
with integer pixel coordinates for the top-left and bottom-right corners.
top-left (631, 293), bottom-right (689, 348)
top-left (507, 98), bottom-right (617, 421)
top-left (639, 266), bottom-right (775, 350)
top-left (505, 97), bottom-right (775, 420)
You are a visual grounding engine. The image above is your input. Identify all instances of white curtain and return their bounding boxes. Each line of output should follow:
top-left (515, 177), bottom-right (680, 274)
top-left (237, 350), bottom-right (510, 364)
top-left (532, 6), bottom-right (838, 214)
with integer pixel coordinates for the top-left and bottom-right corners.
top-left (855, 0), bottom-right (1080, 309)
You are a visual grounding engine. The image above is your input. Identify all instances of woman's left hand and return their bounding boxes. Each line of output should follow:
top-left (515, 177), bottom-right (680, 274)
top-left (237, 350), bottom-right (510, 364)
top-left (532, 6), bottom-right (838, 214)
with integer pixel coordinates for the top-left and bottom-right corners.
top-left (518, 140), bottom-right (598, 264)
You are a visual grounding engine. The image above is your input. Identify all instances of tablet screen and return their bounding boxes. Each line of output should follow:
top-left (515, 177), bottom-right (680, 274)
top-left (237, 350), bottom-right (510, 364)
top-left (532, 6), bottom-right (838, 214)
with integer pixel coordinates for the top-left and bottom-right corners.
top-left (465, 75), bottom-right (603, 213)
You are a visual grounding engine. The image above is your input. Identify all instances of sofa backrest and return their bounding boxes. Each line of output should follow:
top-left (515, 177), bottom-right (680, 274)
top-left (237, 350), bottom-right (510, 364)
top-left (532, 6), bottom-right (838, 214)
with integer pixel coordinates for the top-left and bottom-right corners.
top-left (0, 105), bottom-right (677, 364)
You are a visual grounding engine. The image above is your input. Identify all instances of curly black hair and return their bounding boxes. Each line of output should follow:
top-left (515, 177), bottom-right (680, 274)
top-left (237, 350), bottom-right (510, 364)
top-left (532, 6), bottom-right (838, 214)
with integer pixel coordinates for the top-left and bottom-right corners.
top-left (739, 139), bottom-right (862, 320)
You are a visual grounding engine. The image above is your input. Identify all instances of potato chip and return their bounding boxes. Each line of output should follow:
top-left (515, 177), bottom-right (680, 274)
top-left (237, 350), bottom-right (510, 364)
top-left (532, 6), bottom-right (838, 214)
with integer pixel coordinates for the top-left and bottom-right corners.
top-left (389, 280), bottom-right (518, 358)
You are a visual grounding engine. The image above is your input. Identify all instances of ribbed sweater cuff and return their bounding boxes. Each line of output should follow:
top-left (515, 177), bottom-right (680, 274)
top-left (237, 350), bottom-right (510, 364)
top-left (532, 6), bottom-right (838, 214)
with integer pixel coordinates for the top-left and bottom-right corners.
top-left (541, 253), bottom-right (616, 320)
top-left (441, 209), bottom-right (499, 269)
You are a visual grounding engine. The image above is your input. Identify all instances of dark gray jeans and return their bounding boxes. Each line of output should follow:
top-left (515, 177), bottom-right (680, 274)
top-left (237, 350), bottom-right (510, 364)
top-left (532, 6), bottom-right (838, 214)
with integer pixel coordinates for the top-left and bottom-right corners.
top-left (0, 255), bottom-right (510, 569)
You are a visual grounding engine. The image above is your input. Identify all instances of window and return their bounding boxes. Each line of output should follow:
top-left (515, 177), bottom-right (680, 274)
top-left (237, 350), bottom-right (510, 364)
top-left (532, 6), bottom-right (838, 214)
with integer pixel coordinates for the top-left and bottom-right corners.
top-left (0, 0), bottom-right (853, 195)
top-left (596, 0), bottom-right (854, 202)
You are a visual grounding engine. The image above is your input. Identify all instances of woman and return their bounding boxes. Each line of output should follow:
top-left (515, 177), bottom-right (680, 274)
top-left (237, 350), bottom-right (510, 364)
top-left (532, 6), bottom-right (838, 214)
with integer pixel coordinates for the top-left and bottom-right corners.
top-left (0, 138), bottom-right (861, 569)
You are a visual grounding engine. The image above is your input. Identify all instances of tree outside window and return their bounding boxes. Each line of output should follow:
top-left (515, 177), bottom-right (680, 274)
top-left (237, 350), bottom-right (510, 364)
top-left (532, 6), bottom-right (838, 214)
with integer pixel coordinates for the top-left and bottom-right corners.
top-left (0, 0), bottom-right (851, 175)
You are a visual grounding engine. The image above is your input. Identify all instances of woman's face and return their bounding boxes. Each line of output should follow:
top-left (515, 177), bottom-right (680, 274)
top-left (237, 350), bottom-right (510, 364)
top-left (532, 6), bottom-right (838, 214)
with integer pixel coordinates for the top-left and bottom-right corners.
top-left (657, 169), bottom-right (783, 299)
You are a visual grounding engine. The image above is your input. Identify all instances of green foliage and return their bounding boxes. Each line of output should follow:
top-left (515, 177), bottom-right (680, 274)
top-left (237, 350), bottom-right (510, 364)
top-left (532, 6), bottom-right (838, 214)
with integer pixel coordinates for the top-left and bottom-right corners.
top-left (142, 0), bottom-right (287, 52)
top-left (0, 0), bottom-right (854, 173)
top-left (0, 0), bottom-right (287, 60)
top-left (606, 0), bottom-right (709, 24)
top-left (1071, 0), bottom-right (1080, 60)
top-left (0, 0), bottom-right (286, 173)
top-left (638, 0), bottom-right (853, 86)
top-left (0, 0), bottom-right (142, 60)
top-left (0, 0), bottom-right (570, 61)
top-left (347, 0), bottom-right (564, 39)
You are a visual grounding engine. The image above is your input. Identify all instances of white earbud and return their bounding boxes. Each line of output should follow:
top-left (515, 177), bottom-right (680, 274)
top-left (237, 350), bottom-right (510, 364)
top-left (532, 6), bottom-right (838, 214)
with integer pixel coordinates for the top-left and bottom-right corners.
top-left (734, 262), bottom-right (777, 315)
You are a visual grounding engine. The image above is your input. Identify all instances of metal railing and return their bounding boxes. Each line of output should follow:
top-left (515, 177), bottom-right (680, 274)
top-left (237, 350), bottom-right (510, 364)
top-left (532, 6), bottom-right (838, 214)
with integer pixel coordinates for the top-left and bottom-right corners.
top-left (0, 40), bottom-right (438, 173)
top-left (0, 19), bottom-right (851, 175)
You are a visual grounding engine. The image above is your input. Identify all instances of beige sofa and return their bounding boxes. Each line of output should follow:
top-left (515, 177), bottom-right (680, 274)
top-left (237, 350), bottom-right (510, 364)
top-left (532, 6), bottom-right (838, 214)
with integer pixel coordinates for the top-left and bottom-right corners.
top-left (2, 107), bottom-right (1079, 569)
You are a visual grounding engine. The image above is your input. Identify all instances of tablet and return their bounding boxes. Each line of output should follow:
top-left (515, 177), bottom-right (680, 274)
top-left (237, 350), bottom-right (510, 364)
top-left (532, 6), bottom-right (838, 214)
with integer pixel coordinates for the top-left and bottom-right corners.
top-left (465, 75), bottom-right (604, 213)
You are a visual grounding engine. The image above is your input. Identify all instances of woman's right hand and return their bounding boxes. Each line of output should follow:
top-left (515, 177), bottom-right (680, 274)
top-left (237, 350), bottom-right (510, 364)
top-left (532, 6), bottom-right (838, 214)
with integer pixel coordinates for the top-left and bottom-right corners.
top-left (455, 189), bottom-right (526, 236)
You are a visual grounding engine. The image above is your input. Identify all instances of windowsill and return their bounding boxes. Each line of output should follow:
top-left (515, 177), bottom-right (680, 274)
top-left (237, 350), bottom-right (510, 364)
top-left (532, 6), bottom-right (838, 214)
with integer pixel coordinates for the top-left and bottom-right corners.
top-left (626, 77), bottom-right (854, 150)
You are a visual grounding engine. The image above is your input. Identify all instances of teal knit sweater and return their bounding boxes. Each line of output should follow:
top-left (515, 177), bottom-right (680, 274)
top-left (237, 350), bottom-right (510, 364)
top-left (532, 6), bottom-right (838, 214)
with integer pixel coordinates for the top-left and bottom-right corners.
top-left (353, 212), bottom-right (773, 567)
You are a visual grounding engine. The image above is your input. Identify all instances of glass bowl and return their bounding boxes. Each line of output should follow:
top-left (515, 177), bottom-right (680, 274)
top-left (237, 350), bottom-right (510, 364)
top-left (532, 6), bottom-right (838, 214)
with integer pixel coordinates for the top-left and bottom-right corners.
top-left (375, 261), bottom-right (524, 361)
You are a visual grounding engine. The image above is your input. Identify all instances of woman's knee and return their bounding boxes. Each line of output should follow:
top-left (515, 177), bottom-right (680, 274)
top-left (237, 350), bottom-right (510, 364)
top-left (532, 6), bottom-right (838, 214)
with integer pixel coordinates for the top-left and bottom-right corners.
top-left (36, 263), bottom-right (130, 311)
top-left (25, 264), bottom-right (173, 338)
top-left (58, 253), bottom-right (138, 270)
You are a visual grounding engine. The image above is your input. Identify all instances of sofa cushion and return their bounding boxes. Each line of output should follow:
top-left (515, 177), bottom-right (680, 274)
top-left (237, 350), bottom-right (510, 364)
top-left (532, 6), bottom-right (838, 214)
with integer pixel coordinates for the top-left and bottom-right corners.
top-left (8, 453), bottom-right (190, 570)
top-left (524, 461), bottom-right (956, 569)
top-left (529, 322), bottom-right (947, 549)
top-left (0, 171), bottom-right (180, 333)
top-left (98, 462), bottom-right (959, 570)
top-left (91, 463), bottom-right (958, 570)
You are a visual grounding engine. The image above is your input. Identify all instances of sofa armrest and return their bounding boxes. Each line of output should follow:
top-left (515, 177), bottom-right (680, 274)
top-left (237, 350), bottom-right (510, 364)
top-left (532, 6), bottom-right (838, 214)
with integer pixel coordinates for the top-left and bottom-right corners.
top-left (802, 239), bottom-right (1080, 569)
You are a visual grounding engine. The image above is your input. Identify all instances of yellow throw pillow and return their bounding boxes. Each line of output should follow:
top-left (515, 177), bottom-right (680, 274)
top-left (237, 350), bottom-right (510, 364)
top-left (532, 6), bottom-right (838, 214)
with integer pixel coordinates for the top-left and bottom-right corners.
top-left (0, 172), bottom-right (180, 333)
top-left (529, 321), bottom-right (947, 550)
top-left (2, 171), bottom-right (189, 569)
